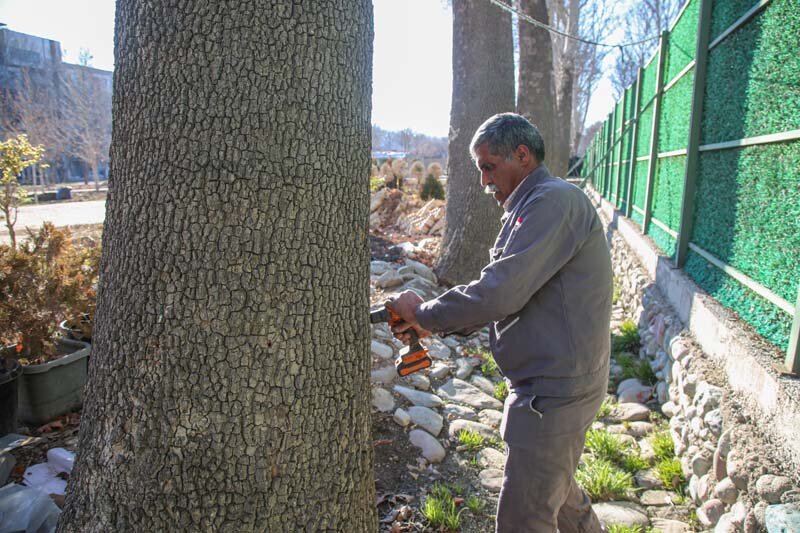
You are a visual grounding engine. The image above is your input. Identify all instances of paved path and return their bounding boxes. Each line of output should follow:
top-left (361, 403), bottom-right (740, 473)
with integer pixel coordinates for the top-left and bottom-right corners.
top-left (0, 200), bottom-right (106, 244)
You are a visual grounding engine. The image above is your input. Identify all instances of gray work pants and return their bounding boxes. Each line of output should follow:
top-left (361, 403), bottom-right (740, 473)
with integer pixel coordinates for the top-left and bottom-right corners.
top-left (496, 384), bottom-right (606, 533)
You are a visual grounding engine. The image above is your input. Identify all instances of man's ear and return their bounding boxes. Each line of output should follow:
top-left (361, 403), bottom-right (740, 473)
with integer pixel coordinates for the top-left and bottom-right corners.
top-left (515, 144), bottom-right (532, 164)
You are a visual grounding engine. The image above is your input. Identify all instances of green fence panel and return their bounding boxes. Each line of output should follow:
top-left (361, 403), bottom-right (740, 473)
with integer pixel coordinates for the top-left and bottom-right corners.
top-left (648, 155), bottom-right (685, 255)
top-left (702, 0), bottom-right (800, 144)
top-left (710, 0), bottom-right (760, 40)
top-left (665, 0), bottom-right (700, 82)
top-left (659, 71), bottom-right (695, 152)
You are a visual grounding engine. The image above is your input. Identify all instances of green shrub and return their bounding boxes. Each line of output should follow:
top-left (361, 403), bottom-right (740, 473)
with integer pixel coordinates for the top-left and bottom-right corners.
top-left (420, 174), bottom-right (445, 200)
top-left (0, 223), bottom-right (100, 363)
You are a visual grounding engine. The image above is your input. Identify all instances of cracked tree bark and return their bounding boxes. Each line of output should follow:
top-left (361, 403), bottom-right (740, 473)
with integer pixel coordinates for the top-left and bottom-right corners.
top-left (58, 1), bottom-right (376, 531)
top-left (435, 0), bottom-right (514, 286)
top-left (517, 0), bottom-right (556, 173)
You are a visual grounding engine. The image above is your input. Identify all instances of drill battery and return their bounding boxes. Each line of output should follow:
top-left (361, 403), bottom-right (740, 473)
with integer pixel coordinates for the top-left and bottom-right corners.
top-left (370, 307), bottom-right (432, 377)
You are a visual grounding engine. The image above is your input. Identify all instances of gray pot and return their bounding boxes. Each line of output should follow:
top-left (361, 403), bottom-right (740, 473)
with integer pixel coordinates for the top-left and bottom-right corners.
top-left (15, 338), bottom-right (91, 426)
top-left (0, 358), bottom-right (22, 436)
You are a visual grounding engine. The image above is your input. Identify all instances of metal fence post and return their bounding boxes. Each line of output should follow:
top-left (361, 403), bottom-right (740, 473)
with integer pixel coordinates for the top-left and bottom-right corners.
top-left (625, 68), bottom-right (644, 218)
top-left (782, 287), bottom-right (800, 376)
top-left (604, 115), bottom-right (613, 197)
top-left (642, 31), bottom-right (668, 235)
top-left (615, 90), bottom-right (628, 208)
top-left (675, 0), bottom-right (713, 267)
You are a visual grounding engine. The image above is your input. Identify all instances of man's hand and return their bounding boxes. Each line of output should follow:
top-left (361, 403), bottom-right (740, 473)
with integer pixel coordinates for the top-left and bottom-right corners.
top-left (384, 290), bottom-right (432, 343)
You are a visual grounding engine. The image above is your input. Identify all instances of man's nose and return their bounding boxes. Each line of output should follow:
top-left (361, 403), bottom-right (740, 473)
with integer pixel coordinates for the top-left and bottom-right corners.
top-left (480, 171), bottom-right (490, 187)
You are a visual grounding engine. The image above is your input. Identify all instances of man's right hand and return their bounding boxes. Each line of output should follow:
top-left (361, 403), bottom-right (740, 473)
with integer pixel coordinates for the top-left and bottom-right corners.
top-left (384, 290), bottom-right (432, 343)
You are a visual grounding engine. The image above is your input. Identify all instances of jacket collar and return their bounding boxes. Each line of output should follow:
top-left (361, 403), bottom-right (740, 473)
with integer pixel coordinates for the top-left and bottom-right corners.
top-left (502, 164), bottom-right (551, 215)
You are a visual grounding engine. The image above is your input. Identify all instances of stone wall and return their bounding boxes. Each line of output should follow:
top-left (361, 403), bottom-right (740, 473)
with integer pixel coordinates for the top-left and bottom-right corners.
top-left (599, 189), bottom-right (800, 531)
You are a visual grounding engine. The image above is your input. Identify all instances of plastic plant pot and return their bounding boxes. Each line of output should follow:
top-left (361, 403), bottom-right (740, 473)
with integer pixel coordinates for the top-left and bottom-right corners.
top-left (0, 358), bottom-right (22, 436)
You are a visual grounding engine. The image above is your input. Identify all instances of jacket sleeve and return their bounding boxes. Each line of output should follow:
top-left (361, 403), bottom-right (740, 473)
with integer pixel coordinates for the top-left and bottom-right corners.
top-left (415, 195), bottom-right (585, 334)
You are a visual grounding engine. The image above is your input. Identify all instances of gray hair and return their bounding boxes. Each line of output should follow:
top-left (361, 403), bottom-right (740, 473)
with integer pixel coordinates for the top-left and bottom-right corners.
top-left (470, 113), bottom-right (545, 163)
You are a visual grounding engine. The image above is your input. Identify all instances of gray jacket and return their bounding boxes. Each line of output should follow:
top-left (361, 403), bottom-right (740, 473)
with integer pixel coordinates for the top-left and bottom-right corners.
top-left (416, 165), bottom-right (612, 398)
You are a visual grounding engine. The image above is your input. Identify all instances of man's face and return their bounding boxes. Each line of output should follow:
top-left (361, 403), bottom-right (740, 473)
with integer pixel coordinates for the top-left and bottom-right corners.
top-left (474, 142), bottom-right (527, 206)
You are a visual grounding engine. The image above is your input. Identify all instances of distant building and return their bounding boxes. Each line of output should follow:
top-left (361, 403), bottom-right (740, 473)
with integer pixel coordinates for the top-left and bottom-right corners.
top-left (0, 25), bottom-right (113, 183)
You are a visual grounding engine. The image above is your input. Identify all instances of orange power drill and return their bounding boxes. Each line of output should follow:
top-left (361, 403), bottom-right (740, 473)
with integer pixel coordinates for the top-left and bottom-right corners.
top-left (370, 307), bottom-right (432, 376)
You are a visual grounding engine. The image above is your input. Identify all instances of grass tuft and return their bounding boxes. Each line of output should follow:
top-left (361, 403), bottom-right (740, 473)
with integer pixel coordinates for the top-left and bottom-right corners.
top-left (655, 457), bottom-right (685, 490)
top-left (621, 453), bottom-right (650, 475)
top-left (614, 352), bottom-right (657, 385)
top-left (612, 320), bottom-right (640, 353)
top-left (584, 428), bottom-right (629, 464)
top-left (576, 457), bottom-right (634, 501)
top-left (650, 431), bottom-right (675, 461)
top-left (458, 429), bottom-right (485, 452)
top-left (493, 380), bottom-right (509, 402)
top-left (422, 483), bottom-right (462, 530)
top-left (465, 494), bottom-right (485, 514)
top-left (479, 350), bottom-right (499, 377)
top-left (595, 397), bottom-right (615, 420)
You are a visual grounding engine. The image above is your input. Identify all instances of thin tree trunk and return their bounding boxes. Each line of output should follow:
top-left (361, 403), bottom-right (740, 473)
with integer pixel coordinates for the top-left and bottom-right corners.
top-left (59, 1), bottom-right (376, 531)
top-left (435, 0), bottom-right (515, 286)
top-left (517, 0), bottom-right (556, 167)
top-left (33, 164), bottom-right (39, 204)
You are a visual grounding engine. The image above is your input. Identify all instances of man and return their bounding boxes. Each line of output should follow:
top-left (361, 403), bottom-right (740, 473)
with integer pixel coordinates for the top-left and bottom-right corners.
top-left (387, 113), bottom-right (612, 533)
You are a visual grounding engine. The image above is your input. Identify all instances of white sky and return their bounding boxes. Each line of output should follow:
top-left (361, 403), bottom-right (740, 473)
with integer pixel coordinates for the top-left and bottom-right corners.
top-left (0, 0), bottom-right (616, 138)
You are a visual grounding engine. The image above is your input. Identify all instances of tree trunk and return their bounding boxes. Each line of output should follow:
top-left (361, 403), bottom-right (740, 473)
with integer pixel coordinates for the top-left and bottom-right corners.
top-left (92, 163), bottom-right (100, 192)
top-left (553, 63), bottom-right (574, 178)
top-left (59, 2), bottom-right (376, 532)
top-left (435, 0), bottom-right (515, 286)
top-left (33, 164), bottom-right (39, 204)
top-left (517, 0), bottom-right (556, 168)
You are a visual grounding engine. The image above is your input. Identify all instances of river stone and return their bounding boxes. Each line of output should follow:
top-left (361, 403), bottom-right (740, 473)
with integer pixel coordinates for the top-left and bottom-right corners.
top-left (704, 408), bottom-right (723, 436)
top-left (592, 502), bottom-right (649, 528)
top-left (429, 362), bottom-right (450, 380)
top-left (640, 490), bottom-right (679, 506)
top-left (656, 381), bottom-right (669, 404)
top-left (651, 518), bottom-right (692, 533)
top-left (447, 419), bottom-right (498, 440)
top-left (409, 429), bottom-right (445, 463)
top-left (717, 429), bottom-right (732, 458)
top-left (713, 449), bottom-right (727, 480)
top-left (370, 260), bottom-right (391, 275)
top-left (670, 338), bottom-right (691, 361)
top-left (478, 447), bottom-right (506, 470)
top-left (698, 499), bottom-right (725, 528)
top-left (756, 474), bottom-right (793, 504)
top-left (627, 421), bottom-right (654, 438)
top-left (765, 503), bottom-right (800, 533)
top-left (726, 455), bottom-right (748, 490)
top-left (423, 337), bottom-right (451, 360)
top-left (478, 409), bottom-right (503, 429)
top-left (635, 469), bottom-right (662, 489)
top-left (437, 378), bottom-right (503, 410)
top-left (442, 404), bottom-right (477, 421)
top-left (469, 375), bottom-right (495, 396)
top-left (618, 383), bottom-right (653, 404)
top-left (616, 402), bottom-right (651, 422)
top-left (479, 468), bottom-right (503, 493)
top-left (409, 406), bottom-right (443, 437)
top-left (393, 385), bottom-right (443, 408)
top-left (0, 453), bottom-right (15, 486)
top-left (407, 374), bottom-right (430, 391)
top-left (393, 408), bottom-right (411, 427)
top-left (694, 382), bottom-right (723, 415)
top-left (403, 258), bottom-right (436, 283)
top-left (636, 437), bottom-right (655, 461)
top-left (377, 269), bottom-right (403, 289)
top-left (714, 512), bottom-right (737, 533)
top-left (606, 424), bottom-right (627, 434)
top-left (697, 474), bottom-right (713, 503)
top-left (371, 365), bottom-right (397, 385)
top-left (371, 387), bottom-right (395, 412)
top-left (455, 358), bottom-right (475, 379)
top-left (691, 451), bottom-right (712, 477)
top-left (714, 477), bottom-right (738, 505)
top-left (372, 340), bottom-right (394, 360)
top-left (618, 378), bottom-right (644, 394)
